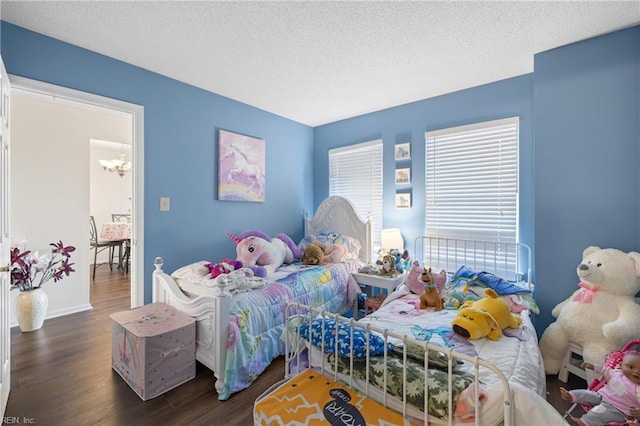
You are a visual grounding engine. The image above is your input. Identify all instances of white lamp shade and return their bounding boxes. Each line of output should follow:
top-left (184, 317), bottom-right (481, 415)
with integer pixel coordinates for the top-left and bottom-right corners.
top-left (99, 159), bottom-right (114, 169)
top-left (381, 228), bottom-right (404, 250)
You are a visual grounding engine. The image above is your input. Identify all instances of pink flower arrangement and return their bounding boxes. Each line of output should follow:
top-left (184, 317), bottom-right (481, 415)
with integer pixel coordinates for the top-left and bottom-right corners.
top-left (10, 240), bottom-right (76, 291)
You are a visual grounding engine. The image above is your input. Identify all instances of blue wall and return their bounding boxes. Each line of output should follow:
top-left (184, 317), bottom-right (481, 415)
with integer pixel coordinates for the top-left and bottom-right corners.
top-left (2, 20), bottom-right (639, 337)
top-left (0, 22), bottom-right (314, 302)
top-left (313, 75), bottom-right (536, 280)
top-left (534, 26), bottom-right (640, 335)
top-left (314, 25), bottom-right (640, 336)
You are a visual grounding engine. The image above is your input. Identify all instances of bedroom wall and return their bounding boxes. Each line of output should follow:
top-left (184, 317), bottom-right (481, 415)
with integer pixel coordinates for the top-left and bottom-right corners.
top-left (2, 19), bottom-right (638, 338)
top-left (313, 76), bottom-right (536, 277)
top-left (0, 21), bottom-right (315, 304)
top-left (314, 25), bottom-right (640, 337)
top-left (533, 26), bottom-right (640, 336)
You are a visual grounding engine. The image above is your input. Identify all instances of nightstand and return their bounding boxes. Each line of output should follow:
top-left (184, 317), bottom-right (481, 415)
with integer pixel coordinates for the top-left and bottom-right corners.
top-left (351, 272), bottom-right (405, 318)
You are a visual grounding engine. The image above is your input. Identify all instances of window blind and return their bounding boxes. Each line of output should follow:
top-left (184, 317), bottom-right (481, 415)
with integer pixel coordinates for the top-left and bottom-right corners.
top-left (329, 140), bottom-right (383, 257)
top-left (425, 117), bottom-right (519, 244)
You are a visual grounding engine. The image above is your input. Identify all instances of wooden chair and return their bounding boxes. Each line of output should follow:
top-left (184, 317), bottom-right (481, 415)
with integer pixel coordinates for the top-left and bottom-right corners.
top-left (90, 216), bottom-right (122, 279)
top-left (111, 213), bottom-right (131, 272)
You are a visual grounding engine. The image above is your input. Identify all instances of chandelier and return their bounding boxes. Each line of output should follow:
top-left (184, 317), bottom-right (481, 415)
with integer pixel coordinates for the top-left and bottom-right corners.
top-left (99, 152), bottom-right (131, 177)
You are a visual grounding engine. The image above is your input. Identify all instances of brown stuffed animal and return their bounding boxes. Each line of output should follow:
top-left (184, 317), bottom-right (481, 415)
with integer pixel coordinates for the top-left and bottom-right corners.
top-left (419, 267), bottom-right (444, 311)
top-left (379, 254), bottom-right (398, 277)
top-left (380, 254), bottom-right (398, 278)
top-left (302, 243), bottom-right (324, 266)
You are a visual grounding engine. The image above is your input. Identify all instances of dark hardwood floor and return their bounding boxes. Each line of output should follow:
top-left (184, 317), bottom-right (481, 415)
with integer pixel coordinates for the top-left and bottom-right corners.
top-left (5, 268), bottom-right (587, 425)
top-left (5, 267), bottom-right (284, 426)
top-left (546, 373), bottom-right (588, 423)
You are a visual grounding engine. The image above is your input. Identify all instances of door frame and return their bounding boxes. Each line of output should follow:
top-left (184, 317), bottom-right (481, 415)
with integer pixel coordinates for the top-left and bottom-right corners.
top-left (10, 76), bottom-right (144, 308)
top-left (0, 55), bottom-right (11, 420)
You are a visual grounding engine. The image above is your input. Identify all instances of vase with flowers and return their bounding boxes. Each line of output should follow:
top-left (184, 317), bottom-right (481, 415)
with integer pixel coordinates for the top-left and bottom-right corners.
top-left (10, 240), bottom-right (76, 332)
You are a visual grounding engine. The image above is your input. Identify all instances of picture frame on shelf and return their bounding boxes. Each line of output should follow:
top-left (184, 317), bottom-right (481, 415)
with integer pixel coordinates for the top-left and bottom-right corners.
top-left (394, 143), bottom-right (410, 161)
top-left (395, 168), bottom-right (410, 185)
top-left (395, 192), bottom-right (411, 209)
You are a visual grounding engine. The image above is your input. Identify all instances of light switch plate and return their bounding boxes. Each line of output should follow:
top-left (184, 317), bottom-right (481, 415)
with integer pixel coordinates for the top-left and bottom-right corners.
top-left (160, 197), bottom-right (170, 211)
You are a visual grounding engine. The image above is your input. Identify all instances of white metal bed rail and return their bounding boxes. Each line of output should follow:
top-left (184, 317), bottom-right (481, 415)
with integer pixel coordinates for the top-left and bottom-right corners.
top-left (283, 303), bottom-right (514, 426)
top-left (414, 236), bottom-right (532, 290)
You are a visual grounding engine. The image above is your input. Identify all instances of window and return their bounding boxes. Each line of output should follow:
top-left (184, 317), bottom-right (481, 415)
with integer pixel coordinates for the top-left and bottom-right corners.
top-left (329, 140), bottom-right (383, 256)
top-left (425, 117), bottom-right (518, 243)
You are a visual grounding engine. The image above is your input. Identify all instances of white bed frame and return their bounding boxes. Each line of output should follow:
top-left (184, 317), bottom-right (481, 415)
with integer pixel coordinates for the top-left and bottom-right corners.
top-left (304, 195), bottom-right (372, 264)
top-left (281, 304), bottom-right (515, 425)
top-left (152, 196), bottom-right (371, 396)
top-left (262, 237), bottom-right (543, 425)
top-left (414, 236), bottom-right (532, 290)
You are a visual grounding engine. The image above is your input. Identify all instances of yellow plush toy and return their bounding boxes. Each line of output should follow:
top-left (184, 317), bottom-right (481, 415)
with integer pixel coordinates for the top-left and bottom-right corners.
top-left (451, 288), bottom-right (522, 340)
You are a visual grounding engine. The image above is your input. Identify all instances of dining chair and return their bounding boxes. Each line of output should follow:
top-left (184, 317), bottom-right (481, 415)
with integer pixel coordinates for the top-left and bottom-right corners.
top-left (89, 215), bottom-right (123, 279)
top-left (111, 213), bottom-right (131, 223)
top-left (111, 213), bottom-right (131, 272)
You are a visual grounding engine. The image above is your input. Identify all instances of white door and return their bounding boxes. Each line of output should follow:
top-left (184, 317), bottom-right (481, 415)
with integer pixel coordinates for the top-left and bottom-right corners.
top-left (0, 54), bottom-right (11, 417)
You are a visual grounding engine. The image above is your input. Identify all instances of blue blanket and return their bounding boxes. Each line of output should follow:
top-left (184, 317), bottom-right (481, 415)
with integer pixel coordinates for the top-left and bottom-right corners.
top-left (451, 265), bottom-right (529, 295)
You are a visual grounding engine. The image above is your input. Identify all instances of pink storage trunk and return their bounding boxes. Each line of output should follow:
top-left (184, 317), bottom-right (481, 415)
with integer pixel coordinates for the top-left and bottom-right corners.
top-left (110, 302), bottom-right (196, 400)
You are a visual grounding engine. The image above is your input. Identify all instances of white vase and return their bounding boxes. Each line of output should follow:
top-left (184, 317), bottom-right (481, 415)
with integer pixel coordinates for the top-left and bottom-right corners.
top-left (15, 288), bottom-right (48, 332)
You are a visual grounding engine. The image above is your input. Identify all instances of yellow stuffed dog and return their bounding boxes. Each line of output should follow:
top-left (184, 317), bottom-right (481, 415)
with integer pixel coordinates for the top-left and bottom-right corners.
top-left (451, 288), bottom-right (522, 340)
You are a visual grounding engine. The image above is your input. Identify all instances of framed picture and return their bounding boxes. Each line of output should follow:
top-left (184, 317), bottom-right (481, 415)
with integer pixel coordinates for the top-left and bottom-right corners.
top-left (218, 129), bottom-right (265, 202)
top-left (395, 192), bottom-right (411, 209)
top-left (395, 168), bottom-right (410, 185)
top-left (395, 143), bottom-right (410, 161)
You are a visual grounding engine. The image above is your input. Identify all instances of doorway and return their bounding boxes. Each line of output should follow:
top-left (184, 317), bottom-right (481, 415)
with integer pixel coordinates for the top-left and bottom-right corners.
top-left (10, 76), bottom-right (144, 309)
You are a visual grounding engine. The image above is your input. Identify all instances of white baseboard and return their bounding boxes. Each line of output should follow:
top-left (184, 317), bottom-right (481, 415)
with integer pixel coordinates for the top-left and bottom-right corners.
top-left (10, 303), bottom-right (93, 328)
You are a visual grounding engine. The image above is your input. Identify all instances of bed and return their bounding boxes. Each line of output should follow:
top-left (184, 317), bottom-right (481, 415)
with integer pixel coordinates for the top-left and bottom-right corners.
top-left (151, 195), bottom-right (372, 400)
top-left (262, 237), bottom-right (567, 425)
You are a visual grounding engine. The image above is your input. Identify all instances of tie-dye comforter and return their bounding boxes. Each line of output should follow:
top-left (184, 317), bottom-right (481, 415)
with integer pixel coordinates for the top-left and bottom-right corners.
top-left (173, 259), bottom-right (362, 400)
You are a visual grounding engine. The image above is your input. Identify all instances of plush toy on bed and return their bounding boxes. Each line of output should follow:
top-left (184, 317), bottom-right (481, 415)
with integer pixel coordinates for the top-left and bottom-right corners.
top-left (228, 230), bottom-right (302, 277)
top-left (405, 261), bottom-right (447, 295)
top-left (451, 288), bottom-right (522, 340)
top-left (302, 243), bottom-right (324, 266)
top-left (419, 268), bottom-right (445, 311)
top-left (539, 246), bottom-right (640, 380)
top-left (443, 285), bottom-right (479, 310)
top-left (204, 258), bottom-right (243, 278)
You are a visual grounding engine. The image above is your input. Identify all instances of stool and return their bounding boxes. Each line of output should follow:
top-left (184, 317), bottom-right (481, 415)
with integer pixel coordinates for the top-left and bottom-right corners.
top-left (558, 342), bottom-right (588, 382)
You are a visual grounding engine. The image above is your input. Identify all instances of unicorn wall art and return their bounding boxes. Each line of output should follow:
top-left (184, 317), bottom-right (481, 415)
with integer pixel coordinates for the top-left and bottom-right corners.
top-left (218, 129), bottom-right (266, 202)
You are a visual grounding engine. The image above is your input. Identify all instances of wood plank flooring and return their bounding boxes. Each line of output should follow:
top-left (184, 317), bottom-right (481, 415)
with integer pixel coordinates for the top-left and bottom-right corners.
top-left (5, 268), bottom-right (284, 426)
top-left (5, 268), bottom-right (586, 425)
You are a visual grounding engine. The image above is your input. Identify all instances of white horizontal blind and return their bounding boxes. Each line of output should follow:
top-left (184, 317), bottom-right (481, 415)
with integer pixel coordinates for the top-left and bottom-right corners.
top-left (425, 117), bottom-right (519, 244)
top-left (329, 140), bottom-right (383, 256)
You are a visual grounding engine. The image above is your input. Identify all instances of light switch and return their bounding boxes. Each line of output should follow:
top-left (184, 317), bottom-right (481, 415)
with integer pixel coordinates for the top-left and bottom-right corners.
top-left (160, 197), bottom-right (170, 211)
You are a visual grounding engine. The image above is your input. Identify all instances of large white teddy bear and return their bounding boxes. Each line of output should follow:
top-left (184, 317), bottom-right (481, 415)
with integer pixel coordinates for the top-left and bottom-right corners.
top-left (540, 246), bottom-right (640, 382)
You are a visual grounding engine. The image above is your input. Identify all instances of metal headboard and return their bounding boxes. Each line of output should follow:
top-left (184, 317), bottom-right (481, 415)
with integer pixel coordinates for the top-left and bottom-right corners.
top-left (414, 236), bottom-right (532, 290)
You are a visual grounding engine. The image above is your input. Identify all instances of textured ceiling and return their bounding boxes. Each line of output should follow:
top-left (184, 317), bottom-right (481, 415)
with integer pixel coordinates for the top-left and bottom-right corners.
top-left (2, 1), bottom-right (639, 126)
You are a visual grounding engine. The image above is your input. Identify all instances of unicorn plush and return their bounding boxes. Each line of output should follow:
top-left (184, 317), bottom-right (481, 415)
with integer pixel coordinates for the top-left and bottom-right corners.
top-left (228, 230), bottom-right (302, 277)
